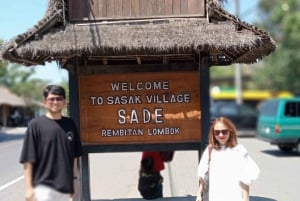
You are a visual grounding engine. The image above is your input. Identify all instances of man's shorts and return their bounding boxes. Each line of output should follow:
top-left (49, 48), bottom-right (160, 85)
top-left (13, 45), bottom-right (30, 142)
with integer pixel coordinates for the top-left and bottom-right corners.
top-left (35, 185), bottom-right (70, 201)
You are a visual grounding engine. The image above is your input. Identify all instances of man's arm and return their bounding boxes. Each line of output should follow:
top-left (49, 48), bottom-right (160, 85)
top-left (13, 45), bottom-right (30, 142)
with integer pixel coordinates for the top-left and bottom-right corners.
top-left (72, 158), bottom-right (79, 198)
top-left (24, 162), bottom-right (34, 201)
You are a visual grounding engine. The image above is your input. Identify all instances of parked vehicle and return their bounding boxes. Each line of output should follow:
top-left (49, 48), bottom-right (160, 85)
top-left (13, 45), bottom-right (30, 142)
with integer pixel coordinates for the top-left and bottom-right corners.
top-left (210, 101), bottom-right (258, 129)
top-left (257, 97), bottom-right (300, 154)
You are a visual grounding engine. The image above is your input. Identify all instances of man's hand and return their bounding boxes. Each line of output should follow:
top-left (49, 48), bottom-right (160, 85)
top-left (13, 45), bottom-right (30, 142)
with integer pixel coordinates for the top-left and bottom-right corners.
top-left (25, 187), bottom-right (35, 201)
top-left (71, 179), bottom-right (78, 199)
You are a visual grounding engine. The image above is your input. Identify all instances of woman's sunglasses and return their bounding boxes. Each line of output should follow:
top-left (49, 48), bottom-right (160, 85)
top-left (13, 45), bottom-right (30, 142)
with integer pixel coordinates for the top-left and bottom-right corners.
top-left (213, 129), bottom-right (229, 136)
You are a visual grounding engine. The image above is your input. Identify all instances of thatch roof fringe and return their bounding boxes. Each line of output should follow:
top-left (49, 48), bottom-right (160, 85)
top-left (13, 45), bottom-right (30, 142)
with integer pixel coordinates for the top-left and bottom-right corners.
top-left (207, 0), bottom-right (271, 36)
top-left (14, 0), bottom-right (64, 48)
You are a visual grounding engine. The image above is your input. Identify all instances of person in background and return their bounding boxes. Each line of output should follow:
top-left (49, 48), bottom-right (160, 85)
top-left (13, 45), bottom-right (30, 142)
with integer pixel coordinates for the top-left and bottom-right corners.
top-left (196, 117), bottom-right (260, 201)
top-left (20, 85), bottom-right (82, 201)
top-left (139, 151), bottom-right (165, 199)
top-left (10, 108), bottom-right (22, 126)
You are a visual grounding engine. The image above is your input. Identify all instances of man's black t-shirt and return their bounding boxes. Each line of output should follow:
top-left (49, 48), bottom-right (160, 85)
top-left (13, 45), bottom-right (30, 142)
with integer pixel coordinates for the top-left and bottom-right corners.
top-left (20, 115), bottom-right (82, 193)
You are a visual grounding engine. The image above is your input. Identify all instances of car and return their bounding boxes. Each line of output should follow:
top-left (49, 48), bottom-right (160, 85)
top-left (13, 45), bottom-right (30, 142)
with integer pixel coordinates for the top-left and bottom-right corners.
top-left (210, 101), bottom-right (258, 130)
top-left (257, 97), bottom-right (300, 154)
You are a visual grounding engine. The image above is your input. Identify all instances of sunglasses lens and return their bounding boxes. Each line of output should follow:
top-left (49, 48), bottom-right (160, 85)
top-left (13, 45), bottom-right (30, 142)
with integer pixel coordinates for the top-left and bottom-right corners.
top-left (47, 97), bottom-right (64, 102)
top-left (214, 129), bottom-right (229, 136)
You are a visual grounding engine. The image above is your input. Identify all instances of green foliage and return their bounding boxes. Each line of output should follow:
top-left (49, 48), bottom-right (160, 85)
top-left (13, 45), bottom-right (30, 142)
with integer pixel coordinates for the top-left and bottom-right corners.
top-left (0, 60), bottom-right (49, 102)
top-left (253, 0), bottom-right (300, 95)
top-left (211, 1), bottom-right (300, 96)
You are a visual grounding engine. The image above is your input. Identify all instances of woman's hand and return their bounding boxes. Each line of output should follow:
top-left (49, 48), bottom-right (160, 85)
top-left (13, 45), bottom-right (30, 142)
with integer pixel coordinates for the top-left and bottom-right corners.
top-left (196, 179), bottom-right (204, 201)
top-left (196, 193), bottom-right (203, 201)
top-left (240, 182), bottom-right (249, 201)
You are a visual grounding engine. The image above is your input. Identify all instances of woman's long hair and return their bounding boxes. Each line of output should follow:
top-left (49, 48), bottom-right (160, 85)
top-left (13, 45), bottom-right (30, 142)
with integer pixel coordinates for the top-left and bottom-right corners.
top-left (208, 117), bottom-right (238, 149)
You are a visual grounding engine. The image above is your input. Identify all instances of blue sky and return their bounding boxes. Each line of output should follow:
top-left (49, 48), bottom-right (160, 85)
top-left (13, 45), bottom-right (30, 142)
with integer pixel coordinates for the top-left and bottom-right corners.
top-left (0, 0), bottom-right (67, 84)
top-left (0, 0), bottom-right (258, 83)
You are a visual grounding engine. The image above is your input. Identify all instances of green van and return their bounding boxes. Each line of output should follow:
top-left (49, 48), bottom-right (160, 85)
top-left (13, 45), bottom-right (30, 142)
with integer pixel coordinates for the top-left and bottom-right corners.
top-left (257, 97), bottom-right (300, 154)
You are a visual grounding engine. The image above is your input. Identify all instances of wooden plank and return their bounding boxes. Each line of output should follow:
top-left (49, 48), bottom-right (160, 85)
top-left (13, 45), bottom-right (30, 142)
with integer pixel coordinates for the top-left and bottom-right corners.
top-left (199, 0), bottom-right (205, 16)
top-left (131, 0), bottom-right (140, 17)
top-left (140, 0), bottom-right (148, 16)
top-left (122, 0), bottom-right (131, 16)
top-left (97, 0), bottom-right (107, 18)
top-left (69, 0), bottom-right (206, 21)
top-left (114, 0), bottom-right (123, 17)
top-left (173, 0), bottom-right (181, 14)
top-left (107, 0), bottom-right (115, 17)
top-left (180, 0), bottom-right (188, 14)
top-left (69, 0), bottom-right (74, 19)
top-left (165, 0), bottom-right (173, 15)
top-left (148, 0), bottom-right (157, 16)
top-left (157, 0), bottom-right (166, 15)
top-left (75, 0), bottom-right (84, 19)
top-left (188, 0), bottom-right (204, 15)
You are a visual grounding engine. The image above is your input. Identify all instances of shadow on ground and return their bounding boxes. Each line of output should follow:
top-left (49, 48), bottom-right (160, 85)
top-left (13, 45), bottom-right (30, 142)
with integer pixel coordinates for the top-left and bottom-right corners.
top-left (261, 149), bottom-right (299, 158)
top-left (93, 195), bottom-right (277, 201)
top-left (0, 133), bottom-right (24, 142)
top-left (250, 196), bottom-right (277, 201)
top-left (0, 127), bottom-right (25, 142)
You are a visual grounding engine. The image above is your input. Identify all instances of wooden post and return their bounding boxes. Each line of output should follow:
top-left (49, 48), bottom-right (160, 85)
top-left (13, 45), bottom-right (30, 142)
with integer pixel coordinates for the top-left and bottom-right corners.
top-left (199, 55), bottom-right (211, 161)
top-left (69, 69), bottom-right (91, 201)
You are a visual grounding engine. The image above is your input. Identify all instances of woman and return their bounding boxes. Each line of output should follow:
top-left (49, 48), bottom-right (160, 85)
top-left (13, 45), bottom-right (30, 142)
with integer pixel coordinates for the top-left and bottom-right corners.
top-left (196, 117), bottom-right (260, 201)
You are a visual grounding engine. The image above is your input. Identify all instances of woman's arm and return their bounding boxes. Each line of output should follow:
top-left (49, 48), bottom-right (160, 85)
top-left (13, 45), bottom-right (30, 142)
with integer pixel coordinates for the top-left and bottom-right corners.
top-left (240, 182), bottom-right (249, 201)
top-left (196, 178), bottom-right (205, 201)
top-left (196, 147), bottom-right (211, 201)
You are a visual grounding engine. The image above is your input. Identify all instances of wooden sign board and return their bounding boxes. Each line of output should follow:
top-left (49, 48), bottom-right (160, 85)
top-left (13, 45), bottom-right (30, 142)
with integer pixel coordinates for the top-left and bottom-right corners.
top-left (78, 71), bottom-right (201, 145)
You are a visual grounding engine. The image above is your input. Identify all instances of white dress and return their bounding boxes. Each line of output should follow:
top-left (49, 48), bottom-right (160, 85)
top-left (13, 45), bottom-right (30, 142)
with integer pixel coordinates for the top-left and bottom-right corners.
top-left (197, 144), bottom-right (260, 201)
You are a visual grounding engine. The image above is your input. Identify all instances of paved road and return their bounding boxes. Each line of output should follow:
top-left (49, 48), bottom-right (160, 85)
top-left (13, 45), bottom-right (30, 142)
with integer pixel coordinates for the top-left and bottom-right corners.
top-left (1, 128), bottom-right (299, 201)
top-left (0, 127), bottom-right (26, 201)
top-left (239, 137), bottom-right (300, 201)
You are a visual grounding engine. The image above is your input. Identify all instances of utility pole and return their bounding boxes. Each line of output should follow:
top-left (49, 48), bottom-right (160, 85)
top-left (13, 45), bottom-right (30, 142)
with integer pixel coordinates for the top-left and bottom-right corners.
top-left (234, 0), bottom-right (243, 105)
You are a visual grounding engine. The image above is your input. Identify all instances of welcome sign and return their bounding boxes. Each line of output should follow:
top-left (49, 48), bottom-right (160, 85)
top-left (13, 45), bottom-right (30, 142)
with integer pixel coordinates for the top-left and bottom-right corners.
top-left (78, 71), bottom-right (201, 145)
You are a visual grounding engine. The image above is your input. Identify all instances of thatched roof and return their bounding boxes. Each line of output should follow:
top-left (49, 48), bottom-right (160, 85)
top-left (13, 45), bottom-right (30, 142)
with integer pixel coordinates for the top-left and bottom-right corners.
top-left (0, 86), bottom-right (26, 106)
top-left (0, 0), bottom-right (275, 67)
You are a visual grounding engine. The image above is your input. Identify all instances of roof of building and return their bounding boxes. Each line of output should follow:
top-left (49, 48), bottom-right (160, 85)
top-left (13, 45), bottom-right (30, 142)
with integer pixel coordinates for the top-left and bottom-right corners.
top-left (0, 86), bottom-right (26, 106)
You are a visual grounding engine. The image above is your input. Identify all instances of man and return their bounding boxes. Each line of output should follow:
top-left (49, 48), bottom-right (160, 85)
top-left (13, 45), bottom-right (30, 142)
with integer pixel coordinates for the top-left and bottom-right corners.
top-left (20, 85), bottom-right (82, 201)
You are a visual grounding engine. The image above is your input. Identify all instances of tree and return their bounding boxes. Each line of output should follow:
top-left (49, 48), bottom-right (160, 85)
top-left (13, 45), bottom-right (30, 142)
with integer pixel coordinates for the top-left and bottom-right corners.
top-left (0, 60), bottom-right (49, 101)
top-left (210, 1), bottom-right (300, 96)
top-left (253, 0), bottom-right (300, 95)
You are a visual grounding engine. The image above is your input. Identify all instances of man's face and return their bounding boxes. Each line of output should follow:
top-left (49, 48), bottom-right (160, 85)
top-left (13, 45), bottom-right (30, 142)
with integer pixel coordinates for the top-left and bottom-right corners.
top-left (44, 93), bottom-right (66, 114)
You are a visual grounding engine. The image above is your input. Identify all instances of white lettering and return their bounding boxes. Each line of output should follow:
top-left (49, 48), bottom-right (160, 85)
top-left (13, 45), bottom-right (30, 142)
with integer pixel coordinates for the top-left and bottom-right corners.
top-left (130, 109), bottom-right (139, 124)
top-left (90, 96), bottom-right (103, 105)
top-left (147, 127), bottom-right (180, 135)
top-left (118, 109), bottom-right (126, 124)
top-left (154, 108), bottom-right (163, 123)
top-left (116, 108), bottom-right (164, 124)
top-left (143, 109), bottom-right (151, 124)
top-left (107, 95), bottom-right (142, 105)
top-left (101, 128), bottom-right (144, 136)
top-left (110, 81), bottom-right (169, 91)
top-left (146, 93), bottom-right (191, 104)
